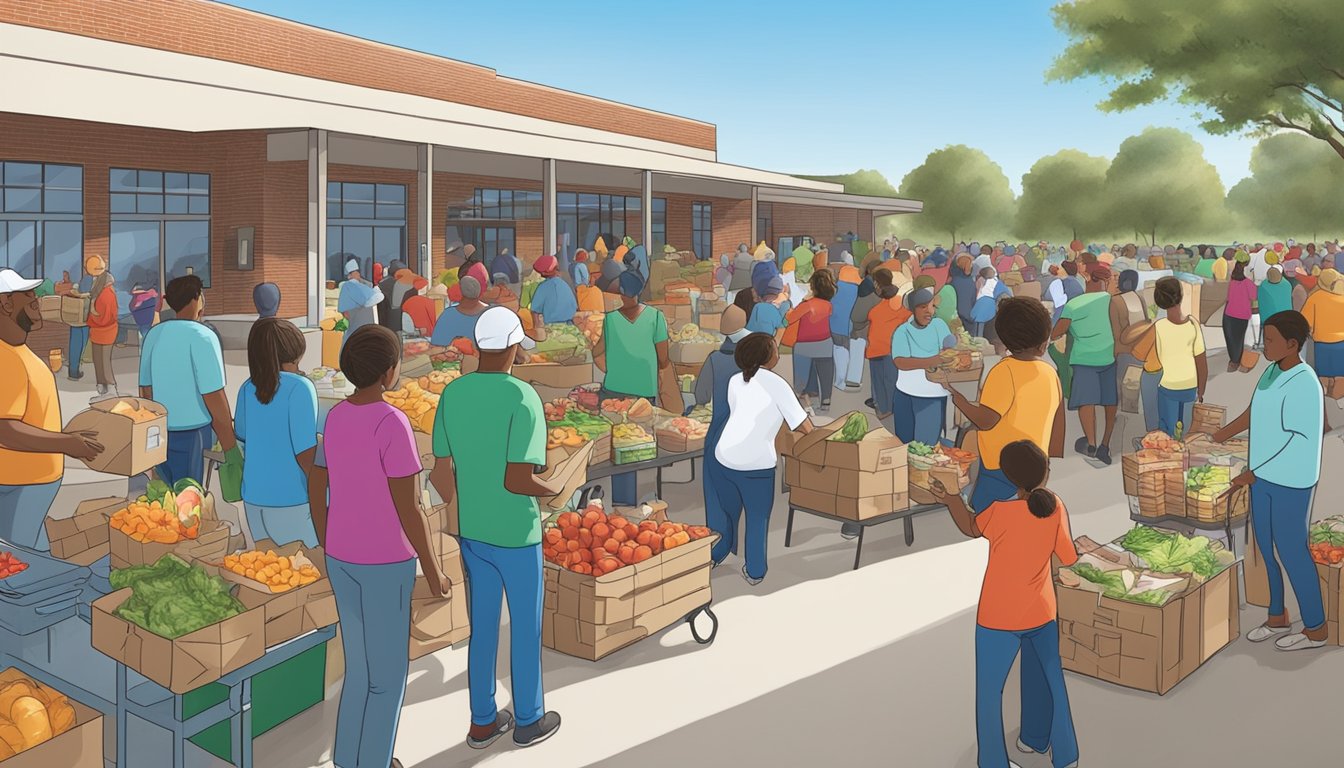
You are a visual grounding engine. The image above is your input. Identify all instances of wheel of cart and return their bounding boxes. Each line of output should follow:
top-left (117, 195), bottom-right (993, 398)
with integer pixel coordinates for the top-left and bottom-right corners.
top-left (684, 603), bottom-right (718, 645)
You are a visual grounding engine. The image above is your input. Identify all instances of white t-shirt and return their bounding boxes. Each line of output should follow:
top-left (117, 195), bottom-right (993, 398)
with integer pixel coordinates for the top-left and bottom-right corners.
top-left (715, 368), bottom-right (808, 471)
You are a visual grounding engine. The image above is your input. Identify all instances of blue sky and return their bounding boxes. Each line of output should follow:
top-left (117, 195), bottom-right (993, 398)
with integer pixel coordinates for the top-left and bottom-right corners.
top-left (223, 0), bottom-right (1256, 194)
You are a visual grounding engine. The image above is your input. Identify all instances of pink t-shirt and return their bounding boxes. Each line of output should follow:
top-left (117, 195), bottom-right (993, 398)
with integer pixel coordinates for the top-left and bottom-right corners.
top-left (1226, 278), bottom-right (1256, 320)
top-left (321, 400), bottom-right (422, 564)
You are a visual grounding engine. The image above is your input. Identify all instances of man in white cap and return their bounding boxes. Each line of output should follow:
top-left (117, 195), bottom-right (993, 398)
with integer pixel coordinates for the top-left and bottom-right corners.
top-left (427, 306), bottom-right (563, 749)
top-left (0, 269), bottom-right (104, 549)
top-left (337, 259), bottom-right (383, 348)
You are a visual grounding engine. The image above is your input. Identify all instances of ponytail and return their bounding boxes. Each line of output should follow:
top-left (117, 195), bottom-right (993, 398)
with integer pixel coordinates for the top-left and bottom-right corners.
top-left (733, 332), bottom-right (776, 384)
top-left (1026, 488), bottom-right (1058, 519)
top-left (998, 439), bottom-right (1058, 519)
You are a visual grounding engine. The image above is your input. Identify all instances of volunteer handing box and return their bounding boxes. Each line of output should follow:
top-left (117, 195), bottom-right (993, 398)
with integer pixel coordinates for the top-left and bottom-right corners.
top-left (62, 397), bottom-right (168, 477)
top-left (205, 540), bottom-right (338, 649)
top-left (90, 588), bottom-right (266, 694)
top-left (0, 668), bottom-right (103, 768)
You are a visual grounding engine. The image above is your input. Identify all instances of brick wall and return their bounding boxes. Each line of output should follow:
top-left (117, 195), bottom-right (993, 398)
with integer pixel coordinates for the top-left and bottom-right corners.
top-left (772, 203), bottom-right (873, 251)
top-left (3, 0), bottom-right (716, 152)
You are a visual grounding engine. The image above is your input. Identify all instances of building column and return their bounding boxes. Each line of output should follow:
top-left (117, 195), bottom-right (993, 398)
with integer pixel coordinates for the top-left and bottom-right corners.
top-left (750, 186), bottom-right (759, 246)
top-left (417, 144), bottom-right (434, 278)
top-left (306, 128), bottom-right (328, 328)
top-left (642, 171), bottom-right (653, 250)
top-left (543, 158), bottom-right (557, 256)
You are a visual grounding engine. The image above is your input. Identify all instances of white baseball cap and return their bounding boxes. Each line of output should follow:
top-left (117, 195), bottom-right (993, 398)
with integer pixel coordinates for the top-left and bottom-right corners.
top-left (474, 306), bottom-right (536, 352)
top-left (344, 259), bottom-right (359, 274)
top-left (0, 269), bottom-right (42, 294)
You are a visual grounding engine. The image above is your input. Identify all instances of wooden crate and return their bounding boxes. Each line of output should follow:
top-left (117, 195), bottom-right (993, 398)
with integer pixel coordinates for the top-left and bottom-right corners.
top-left (1186, 485), bottom-right (1249, 524)
top-left (1121, 453), bottom-right (1182, 497)
top-left (1164, 472), bottom-right (1188, 518)
top-left (1189, 403), bottom-right (1225, 436)
top-left (1136, 491), bottom-right (1167, 519)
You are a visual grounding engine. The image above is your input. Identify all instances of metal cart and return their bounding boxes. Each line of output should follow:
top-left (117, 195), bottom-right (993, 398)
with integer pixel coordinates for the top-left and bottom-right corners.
top-left (783, 501), bottom-right (948, 571)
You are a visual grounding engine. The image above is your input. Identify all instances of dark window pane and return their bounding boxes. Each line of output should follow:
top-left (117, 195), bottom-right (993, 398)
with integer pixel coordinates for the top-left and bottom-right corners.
top-left (327, 200), bottom-right (341, 219)
top-left (189, 174), bottom-right (210, 194)
top-left (327, 181), bottom-right (342, 201)
top-left (374, 226), bottom-right (402, 266)
top-left (341, 226), bottom-right (373, 277)
top-left (137, 194), bottom-right (164, 214)
top-left (5, 221), bottom-right (37, 276)
top-left (110, 194), bottom-right (136, 214)
top-left (165, 194), bottom-right (189, 214)
top-left (43, 189), bottom-right (82, 213)
top-left (376, 203), bottom-right (405, 221)
top-left (189, 195), bottom-right (210, 215)
top-left (481, 189), bottom-right (498, 219)
top-left (344, 183), bottom-right (375, 203)
top-left (326, 225), bottom-right (344, 282)
top-left (138, 170), bottom-right (163, 192)
top-left (110, 220), bottom-right (161, 316)
top-left (342, 201), bottom-right (374, 219)
top-left (376, 184), bottom-right (405, 205)
top-left (4, 162), bottom-right (41, 186)
top-left (44, 221), bottom-right (82, 284)
top-left (4, 187), bottom-right (41, 213)
top-left (45, 164), bottom-right (82, 189)
top-left (110, 168), bottom-right (138, 192)
top-left (165, 220), bottom-right (210, 287)
top-left (626, 196), bottom-right (641, 213)
top-left (165, 172), bottom-right (189, 192)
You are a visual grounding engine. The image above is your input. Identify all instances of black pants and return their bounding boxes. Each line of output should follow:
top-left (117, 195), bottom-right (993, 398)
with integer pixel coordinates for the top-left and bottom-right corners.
top-left (1223, 316), bottom-right (1249, 367)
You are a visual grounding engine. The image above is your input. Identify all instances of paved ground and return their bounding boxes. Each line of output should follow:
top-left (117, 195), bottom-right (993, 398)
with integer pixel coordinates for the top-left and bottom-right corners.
top-left (47, 329), bottom-right (1344, 767)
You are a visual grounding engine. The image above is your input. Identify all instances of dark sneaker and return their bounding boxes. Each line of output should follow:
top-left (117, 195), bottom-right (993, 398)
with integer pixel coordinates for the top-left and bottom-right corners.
top-left (1074, 437), bottom-right (1095, 457)
top-left (864, 398), bottom-right (876, 409)
top-left (513, 711), bottom-right (561, 748)
top-left (467, 711), bottom-right (514, 750)
top-left (1095, 444), bottom-right (1112, 465)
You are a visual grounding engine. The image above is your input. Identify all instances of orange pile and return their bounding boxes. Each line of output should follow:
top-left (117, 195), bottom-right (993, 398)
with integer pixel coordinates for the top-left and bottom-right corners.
top-left (542, 503), bottom-right (712, 576)
top-left (110, 501), bottom-right (199, 544)
top-left (222, 549), bottom-right (321, 593)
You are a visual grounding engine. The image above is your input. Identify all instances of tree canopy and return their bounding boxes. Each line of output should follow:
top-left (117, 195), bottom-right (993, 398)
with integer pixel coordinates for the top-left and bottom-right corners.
top-left (1227, 133), bottom-right (1344, 241)
top-left (1013, 150), bottom-right (1109, 242)
top-left (796, 169), bottom-right (899, 197)
top-left (896, 145), bottom-right (1015, 245)
top-left (1102, 128), bottom-right (1226, 245)
top-left (1049, 0), bottom-right (1344, 161)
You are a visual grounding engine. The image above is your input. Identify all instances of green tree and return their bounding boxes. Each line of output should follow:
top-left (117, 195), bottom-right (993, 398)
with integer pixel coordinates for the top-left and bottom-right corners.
top-left (797, 169), bottom-right (899, 197)
top-left (1049, 0), bottom-right (1344, 161)
top-left (1227, 133), bottom-right (1344, 241)
top-left (896, 145), bottom-right (1015, 245)
top-left (1014, 150), bottom-right (1109, 241)
top-left (1103, 128), bottom-right (1226, 245)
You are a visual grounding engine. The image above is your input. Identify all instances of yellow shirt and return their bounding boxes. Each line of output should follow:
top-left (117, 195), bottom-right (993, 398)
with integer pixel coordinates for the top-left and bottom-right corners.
top-left (1153, 317), bottom-right (1206, 390)
top-left (975, 358), bottom-right (1061, 471)
top-left (1211, 258), bottom-right (1229, 281)
top-left (1302, 291), bottom-right (1344, 343)
top-left (0, 340), bottom-right (64, 485)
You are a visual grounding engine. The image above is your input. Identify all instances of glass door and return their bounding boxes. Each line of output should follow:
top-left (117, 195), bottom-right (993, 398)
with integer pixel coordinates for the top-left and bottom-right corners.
top-left (109, 220), bottom-right (161, 321)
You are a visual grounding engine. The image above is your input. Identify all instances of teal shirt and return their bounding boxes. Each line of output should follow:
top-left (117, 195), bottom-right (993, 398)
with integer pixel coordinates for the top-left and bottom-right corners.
top-left (138, 319), bottom-right (226, 431)
top-left (1257, 280), bottom-right (1292, 323)
top-left (747, 302), bottom-right (787, 334)
top-left (1060, 292), bottom-right (1115, 367)
top-left (1249, 362), bottom-right (1322, 489)
top-left (601, 306), bottom-right (668, 397)
top-left (432, 372), bottom-right (547, 547)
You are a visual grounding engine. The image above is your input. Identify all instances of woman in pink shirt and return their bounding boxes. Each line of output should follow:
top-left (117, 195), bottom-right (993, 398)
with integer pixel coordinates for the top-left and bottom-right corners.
top-left (786, 268), bottom-right (837, 412)
top-left (309, 324), bottom-right (449, 768)
top-left (1224, 261), bottom-right (1257, 372)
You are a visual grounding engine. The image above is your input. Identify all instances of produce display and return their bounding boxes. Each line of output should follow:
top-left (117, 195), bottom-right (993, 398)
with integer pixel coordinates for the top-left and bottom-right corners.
top-left (543, 399), bottom-right (611, 442)
top-left (402, 339), bottom-right (431, 358)
top-left (1058, 526), bottom-right (1234, 606)
top-left (221, 548), bottom-right (322, 593)
top-left (1310, 517), bottom-right (1344, 565)
top-left (415, 369), bottom-right (461, 395)
top-left (1185, 465), bottom-right (1233, 500)
top-left (602, 397), bottom-right (655, 421)
top-left (686, 404), bottom-right (712, 423)
top-left (109, 554), bottom-right (245, 639)
top-left (541, 501), bottom-right (713, 576)
top-left (568, 384), bottom-right (601, 413)
top-left (384, 380), bottom-right (440, 434)
top-left (0, 552), bottom-right (28, 579)
top-left (1139, 431), bottom-right (1184, 453)
top-left (1119, 526), bottom-right (1229, 580)
top-left (612, 423), bottom-right (655, 447)
top-left (110, 479), bottom-right (207, 544)
top-left (572, 312), bottom-right (604, 346)
top-left (670, 323), bottom-right (718, 344)
top-left (657, 416), bottom-right (709, 440)
top-left (931, 331), bottom-right (991, 373)
top-left (0, 673), bottom-right (79, 758)
top-left (108, 398), bottom-right (160, 423)
top-left (826, 412), bottom-right (870, 443)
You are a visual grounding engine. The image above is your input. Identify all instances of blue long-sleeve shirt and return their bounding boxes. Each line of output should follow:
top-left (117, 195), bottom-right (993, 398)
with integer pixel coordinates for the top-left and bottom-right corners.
top-left (829, 282), bottom-right (858, 337)
top-left (1249, 362), bottom-right (1323, 489)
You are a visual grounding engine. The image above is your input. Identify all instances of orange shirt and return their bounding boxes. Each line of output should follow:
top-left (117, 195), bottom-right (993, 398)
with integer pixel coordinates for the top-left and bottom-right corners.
top-left (976, 497), bottom-right (1078, 631)
top-left (88, 289), bottom-right (119, 345)
top-left (0, 340), bottom-right (63, 484)
top-left (975, 358), bottom-right (1061, 470)
top-left (865, 297), bottom-right (910, 359)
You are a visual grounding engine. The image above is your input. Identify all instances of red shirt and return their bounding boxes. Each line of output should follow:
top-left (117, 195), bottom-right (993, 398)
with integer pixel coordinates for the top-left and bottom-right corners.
top-left (401, 295), bottom-right (438, 336)
top-left (88, 289), bottom-right (119, 345)
top-left (788, 299), bottom-right (833, 343)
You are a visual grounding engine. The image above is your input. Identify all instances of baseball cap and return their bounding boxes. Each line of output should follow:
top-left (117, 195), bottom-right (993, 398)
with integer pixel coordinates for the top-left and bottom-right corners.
top-left (0, 269), bottom-right (42, 294)
top-left (473, 306), bottom-right (536, 352)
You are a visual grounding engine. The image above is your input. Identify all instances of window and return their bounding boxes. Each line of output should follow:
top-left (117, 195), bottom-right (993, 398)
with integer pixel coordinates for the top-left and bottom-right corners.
top-left (443, 226), bottom-right (515, 264)
top-left (557, 192), bottom-right (666, 257)
top-left (0, 161), bottom-right (83, 280)
top-left (652, 197), bottom-right (667, 255)
top-left (110, 168), bottom-right (211, 317)
top-left (692, 202), bottom-right (712, 261)
top-left (327, 182), bottom-right (408, 282)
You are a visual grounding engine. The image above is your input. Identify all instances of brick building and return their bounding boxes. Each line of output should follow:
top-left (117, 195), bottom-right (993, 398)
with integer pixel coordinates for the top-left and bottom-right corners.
top-left (1, 0), bottom-right (919, 348)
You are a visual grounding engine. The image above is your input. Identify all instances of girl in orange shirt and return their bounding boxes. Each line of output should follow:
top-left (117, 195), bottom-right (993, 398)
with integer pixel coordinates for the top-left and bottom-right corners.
top-left (930, 440), bottom-right (1080, 768)
top-left (86, 272), bottom-right (119, 398)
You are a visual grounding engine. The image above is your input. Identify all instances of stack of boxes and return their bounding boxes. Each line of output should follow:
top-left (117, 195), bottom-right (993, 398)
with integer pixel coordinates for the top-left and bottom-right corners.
top-left (782, 412), bottom-right (908, 520)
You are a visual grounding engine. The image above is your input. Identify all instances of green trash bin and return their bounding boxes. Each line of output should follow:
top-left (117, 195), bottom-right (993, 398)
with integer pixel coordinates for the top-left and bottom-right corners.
top-left (184, 642), bottom-right (327, 761)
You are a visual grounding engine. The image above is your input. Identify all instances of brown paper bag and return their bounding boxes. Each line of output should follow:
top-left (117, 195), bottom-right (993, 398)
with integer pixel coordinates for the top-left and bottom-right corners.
top-left (657, 364), bottom-right (684, 417)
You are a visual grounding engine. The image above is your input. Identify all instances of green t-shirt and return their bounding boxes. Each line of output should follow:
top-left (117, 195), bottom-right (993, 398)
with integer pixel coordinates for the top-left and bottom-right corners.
top-left (432, 372), bottom-right (547, 547)
top-left (1060, 291), bottom-right (1115, 367)
top-left (601, 306), bottom-right (668, 397)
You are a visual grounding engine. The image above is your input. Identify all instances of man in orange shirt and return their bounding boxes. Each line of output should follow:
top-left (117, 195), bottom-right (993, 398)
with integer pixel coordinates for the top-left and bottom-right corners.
top-left (0, 269), bottom-right (104, 550)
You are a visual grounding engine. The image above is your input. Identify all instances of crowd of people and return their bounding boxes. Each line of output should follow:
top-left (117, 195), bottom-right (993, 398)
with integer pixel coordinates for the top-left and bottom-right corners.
top-left (0, 227), bottom-right (1341, 767)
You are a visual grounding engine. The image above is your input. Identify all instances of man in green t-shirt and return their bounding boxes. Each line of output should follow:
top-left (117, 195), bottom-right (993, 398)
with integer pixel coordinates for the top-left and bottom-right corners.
top-left (1051, 264), bottom-right (1118, 465)
top-left (429, 306), bottom-right (564, 749)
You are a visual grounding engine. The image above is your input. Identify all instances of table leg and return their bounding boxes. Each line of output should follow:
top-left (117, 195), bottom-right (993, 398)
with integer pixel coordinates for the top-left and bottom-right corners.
top-left (172, 724), bottom-right (186, 768)
top-left (230, 684), bottom-right (243, 767)
top-left (116, 664), bottom-right (128, 768)
top-left (904, 516), bottom-right (915, 546)
top-left (853, 525), bottom-right (865, 570)
top-left (240, 678), bottom-right (254, 768)
top-left (656, 466), bottom-right (663, 500)
top-left (785, 507), bottom-right (795, 548)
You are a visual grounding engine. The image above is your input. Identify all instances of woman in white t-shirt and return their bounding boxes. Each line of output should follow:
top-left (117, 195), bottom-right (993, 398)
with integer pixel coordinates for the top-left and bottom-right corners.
top-left (710, 333), bottom-right (814, 585)
top-left (891, 287), bottom-right (956, 446)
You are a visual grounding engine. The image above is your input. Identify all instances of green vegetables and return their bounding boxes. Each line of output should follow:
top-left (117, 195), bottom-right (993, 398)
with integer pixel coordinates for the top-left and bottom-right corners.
top-left (1072, 563), bottom-right (1128, 597)
top-left (1120, 526), bottom-right (1226, 580)
top-left (332, 317), bottom-right (348, 332)
top-left (1310, 517), bottom-right (1344, 547)
top-left (907, 441), bottom-right (935, 457)
top-left (110, 554), bottom-right (245, 639)
top-left (550, 408), bottom-right (611, 441)
top-left (827, 412), bottom-right (870, 443)
top-left (144, 479), bottom-right (171, 506)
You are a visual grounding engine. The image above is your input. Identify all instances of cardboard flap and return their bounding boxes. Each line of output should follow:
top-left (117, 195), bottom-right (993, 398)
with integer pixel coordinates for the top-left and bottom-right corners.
top-left (540, 440), bottom-right (594, 510)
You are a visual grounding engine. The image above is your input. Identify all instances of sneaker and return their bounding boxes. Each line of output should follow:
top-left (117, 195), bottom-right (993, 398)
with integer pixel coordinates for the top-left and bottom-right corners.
top-left (864, 397), bottom-right (876, 409)
top-left (1248, 614), bottom-right (1292, 642)
top-left (1095, 444), bottom-right (1112, 465)
top-left (96, 384), bottom-right (108, 396)
top-left (820, 400), bottom-right (831, 412)
top-left (844, 381), bottom-right (863, 391)
top-left (467, 711), bottom-right (514, 750)
top-left (67, 372), bottom-right (84, 381)
top-left (742, 565), bottom-right (763, 586)
top-left (1074, 437), bottom-right (1095, 457)
top-left (840, 522), bottom-right (861, 540)
top-left (1275, 626), bottom-right (1328, 651)
top-left (513, 711), bottom-right (561, 748)
top-left (1016, 737), bottom-right (1046, 755)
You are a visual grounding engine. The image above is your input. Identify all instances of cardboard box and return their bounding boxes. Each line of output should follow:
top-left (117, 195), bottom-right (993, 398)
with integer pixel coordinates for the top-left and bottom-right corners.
top-left (790, 412), bottom-right (907, 473)
top-left (697, 311), bottom-right (722, 332)
top-left (788, 486), bottom-right (905, 521)
top-left (45, 496), bottom-right (118, 565)
top-left (91, 588), bottom-right (266, 693)
top-left (669, 341), bottom-right (719, 365)
top-left (1056, 565), bottom-right (1239, 695)
top-left (1011, 281), bottom-right (1042, 300)
top-left (109, 498), bottom-right (231, 570)
top-left (409, 531), bottom-right (471, 660)
top-left (1198, 280), bottom-right (1227, 325)
top-left (208, 540), bottom-right (339, 649)
top-left (62, 397), bottom-right (169, 476)
top-left (651, 302), bottom-right (694, 325)
top-left (38, 294), bottom-right (63, 323)
top-left (0, 669), bottom-right (102, 768)
top-left (321, 329), bottom-right (342, 370)
top-left (59, 293), bottom-right (90, 326)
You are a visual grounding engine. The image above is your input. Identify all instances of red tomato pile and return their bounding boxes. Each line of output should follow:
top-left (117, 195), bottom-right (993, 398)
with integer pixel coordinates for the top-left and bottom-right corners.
top-left (543, 503), bottom-right (713, 576)
top-left (0, 551), bottom-right (29, 579)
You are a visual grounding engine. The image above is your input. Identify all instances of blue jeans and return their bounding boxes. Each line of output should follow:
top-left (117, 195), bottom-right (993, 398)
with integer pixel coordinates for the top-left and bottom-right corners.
top-left (976, 621), bottom-right (1078, 768)
top-left (67, 325), bottom-right (90, 378)
top-left (893, 388), bottom-right (947, 447)
top-left (244, 502), bottom-right (318, 548)
top-left (0, 479), bottom-right (61, 551)
top-left (1251, 480), bottom-right (1325, 629)
top-left (1140, 370), bottom-right (1161, 433)
top-left (326, 555), bottom-right (416, 768)
top-left (707, 465), bottom-right (775, 580)
top-left (158, 424), bottom-right (214, 488)
top-left (868, 357), bottom-right (898, 416)
top-left (970, 463), bottom-right (1016, 514)
top-left (460, 539), bottom-right (545, 728)
top-left (1156, 386), bottom-right (1197, 437)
